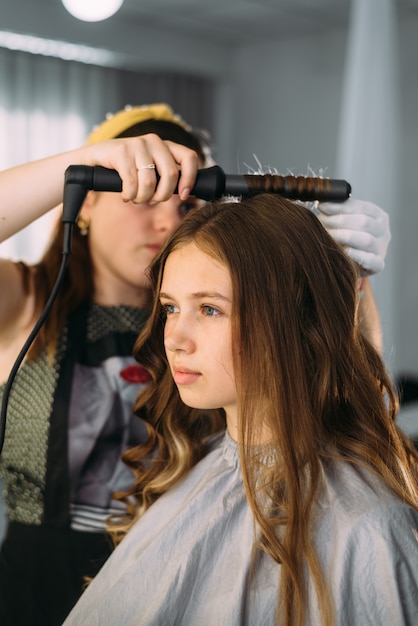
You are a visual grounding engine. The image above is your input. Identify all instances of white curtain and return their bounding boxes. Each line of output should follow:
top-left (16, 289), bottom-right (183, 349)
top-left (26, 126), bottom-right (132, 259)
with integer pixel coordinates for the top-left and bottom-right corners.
top-left (0, 48), bottom-right (120, 262)
top-left (336, 0), bottom-right (400, 366)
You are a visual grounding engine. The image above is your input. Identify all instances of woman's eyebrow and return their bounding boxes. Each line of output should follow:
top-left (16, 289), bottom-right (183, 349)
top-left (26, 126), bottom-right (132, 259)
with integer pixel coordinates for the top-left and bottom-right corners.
top-left (159, 291), bottom-right (231, 302)
top-left (190, 291), bottom-right (231, 301)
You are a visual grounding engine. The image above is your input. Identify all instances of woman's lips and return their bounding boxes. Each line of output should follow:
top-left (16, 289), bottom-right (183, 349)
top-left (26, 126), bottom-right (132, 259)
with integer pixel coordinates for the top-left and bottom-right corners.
top-left (146, 244), bottom-right (162, 254)
top-left (173, 368), bottom-right (201, 385)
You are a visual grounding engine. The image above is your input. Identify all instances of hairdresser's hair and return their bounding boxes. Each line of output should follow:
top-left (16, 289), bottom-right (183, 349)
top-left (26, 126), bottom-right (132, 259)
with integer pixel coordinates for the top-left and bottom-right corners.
top-left (111, 194), bottom-right (418, 626)
top-left (26, 118), bottom-right (206, 361)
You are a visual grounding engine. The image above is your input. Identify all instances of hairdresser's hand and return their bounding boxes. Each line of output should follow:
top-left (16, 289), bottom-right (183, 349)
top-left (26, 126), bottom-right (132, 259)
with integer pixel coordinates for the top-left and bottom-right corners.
top-left (317, 198), bottom-right (391, 275)
top-left (86, 135), bottom-right (199, 204)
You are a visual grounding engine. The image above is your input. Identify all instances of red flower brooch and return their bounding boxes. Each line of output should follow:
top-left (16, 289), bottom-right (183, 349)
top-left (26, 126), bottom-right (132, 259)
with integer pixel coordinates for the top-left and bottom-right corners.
top-left (119, 364), bottom-right (152, 384)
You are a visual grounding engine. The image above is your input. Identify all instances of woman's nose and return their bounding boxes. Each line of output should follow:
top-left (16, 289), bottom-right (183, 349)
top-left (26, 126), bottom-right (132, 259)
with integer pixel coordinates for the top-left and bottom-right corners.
top-left (152, 200), bottom-right (182, 235)
top-left (164, 319), bottom-right (195, 354)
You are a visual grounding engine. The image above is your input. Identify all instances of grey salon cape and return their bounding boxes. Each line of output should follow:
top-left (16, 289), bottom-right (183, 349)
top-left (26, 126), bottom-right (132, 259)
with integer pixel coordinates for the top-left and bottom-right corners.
top-left (63, 430), bottom-right (418, 626)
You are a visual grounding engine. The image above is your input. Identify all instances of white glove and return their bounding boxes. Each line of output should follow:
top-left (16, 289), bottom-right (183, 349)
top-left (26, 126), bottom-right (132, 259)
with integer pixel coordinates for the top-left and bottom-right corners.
top-left (317, 197), bottom-right (391, 275)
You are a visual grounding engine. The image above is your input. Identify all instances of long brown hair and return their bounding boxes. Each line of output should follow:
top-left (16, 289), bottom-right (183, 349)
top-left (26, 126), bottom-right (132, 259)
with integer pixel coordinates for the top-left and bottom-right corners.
top-left (26, 118), bottom-right (206, 361)
top-left (112, 194), bottom-right (418, 626)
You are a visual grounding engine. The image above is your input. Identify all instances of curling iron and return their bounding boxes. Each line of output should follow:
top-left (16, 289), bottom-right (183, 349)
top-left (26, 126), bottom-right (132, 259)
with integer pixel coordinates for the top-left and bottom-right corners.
top-left (63, 164), bottom-right (351, 225)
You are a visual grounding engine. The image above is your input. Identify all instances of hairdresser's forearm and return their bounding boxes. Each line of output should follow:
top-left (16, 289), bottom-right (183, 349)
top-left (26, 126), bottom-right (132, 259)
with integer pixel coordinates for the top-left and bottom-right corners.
top-left (0, 136), bottom-right (199, 243)
top-left (0, 147), bottom-right (92, 243)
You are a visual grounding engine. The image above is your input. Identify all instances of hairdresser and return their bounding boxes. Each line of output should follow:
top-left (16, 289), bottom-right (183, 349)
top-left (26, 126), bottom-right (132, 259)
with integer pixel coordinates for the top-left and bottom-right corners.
top-left (0, 103), bottom-right (207, 626)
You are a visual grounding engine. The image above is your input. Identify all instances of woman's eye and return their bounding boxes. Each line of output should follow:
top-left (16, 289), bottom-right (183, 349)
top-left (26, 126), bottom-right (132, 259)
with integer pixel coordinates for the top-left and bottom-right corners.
top-left (202, 305), bottom-right (221, 317)
top-left (179, 200), bottom-right (199, 216)
top-left (162, 304), bottom-right (178, 315)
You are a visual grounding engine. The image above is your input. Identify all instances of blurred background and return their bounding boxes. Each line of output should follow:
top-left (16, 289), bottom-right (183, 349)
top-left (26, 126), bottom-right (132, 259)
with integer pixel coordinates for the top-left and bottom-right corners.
top-left (0, 0), bottom-right (417, 493)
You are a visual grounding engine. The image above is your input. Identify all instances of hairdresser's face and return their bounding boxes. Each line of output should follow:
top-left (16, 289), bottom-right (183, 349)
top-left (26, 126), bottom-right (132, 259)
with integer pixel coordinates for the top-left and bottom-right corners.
top-left (161, 243), bottom-right (237, 433)
top-left (82, 191), bottom-right (200, 306)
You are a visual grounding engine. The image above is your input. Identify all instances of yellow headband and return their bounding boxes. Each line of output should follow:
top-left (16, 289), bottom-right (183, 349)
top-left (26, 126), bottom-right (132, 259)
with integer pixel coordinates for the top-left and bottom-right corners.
top-left (87, 103), bottom-right (192, 144)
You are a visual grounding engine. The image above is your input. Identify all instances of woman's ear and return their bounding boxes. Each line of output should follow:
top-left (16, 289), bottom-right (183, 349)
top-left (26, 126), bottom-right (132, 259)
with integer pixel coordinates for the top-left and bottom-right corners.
top-left (76, 191), bottom-right (97, 235)
top-left (81, 190), bottom-right (98, 213)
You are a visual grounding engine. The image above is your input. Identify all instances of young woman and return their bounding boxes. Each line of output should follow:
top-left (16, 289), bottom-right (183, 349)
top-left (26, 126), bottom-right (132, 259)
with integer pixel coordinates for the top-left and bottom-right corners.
top-left (0, 103), bottom-right (206, 626)
top-left (63, 194), bottom-right (418, 626)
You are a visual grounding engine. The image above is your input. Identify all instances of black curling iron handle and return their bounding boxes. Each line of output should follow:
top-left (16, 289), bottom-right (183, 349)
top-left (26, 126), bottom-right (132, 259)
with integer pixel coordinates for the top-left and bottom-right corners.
top-left (62, 165), bottom-right (227, 224)
top-left (64, 165), bottom-right (226, 201)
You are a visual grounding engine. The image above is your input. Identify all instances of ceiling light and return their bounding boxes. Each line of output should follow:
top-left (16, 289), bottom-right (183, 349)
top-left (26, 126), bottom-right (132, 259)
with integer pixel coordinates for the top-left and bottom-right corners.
top-left (62, 0), bottom-right (124, 22)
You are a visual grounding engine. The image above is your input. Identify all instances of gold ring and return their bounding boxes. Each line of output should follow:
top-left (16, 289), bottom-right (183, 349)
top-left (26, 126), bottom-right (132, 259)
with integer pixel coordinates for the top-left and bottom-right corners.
top-left (138, 163), bottom-right (156, 170)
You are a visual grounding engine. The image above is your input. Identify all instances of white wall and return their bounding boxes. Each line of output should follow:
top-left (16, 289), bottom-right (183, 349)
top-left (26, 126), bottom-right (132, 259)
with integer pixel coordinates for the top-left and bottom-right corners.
top-left (396, 16), bottom-right (418, 376)
top-left (226, 30), bottom-right (347, 174)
